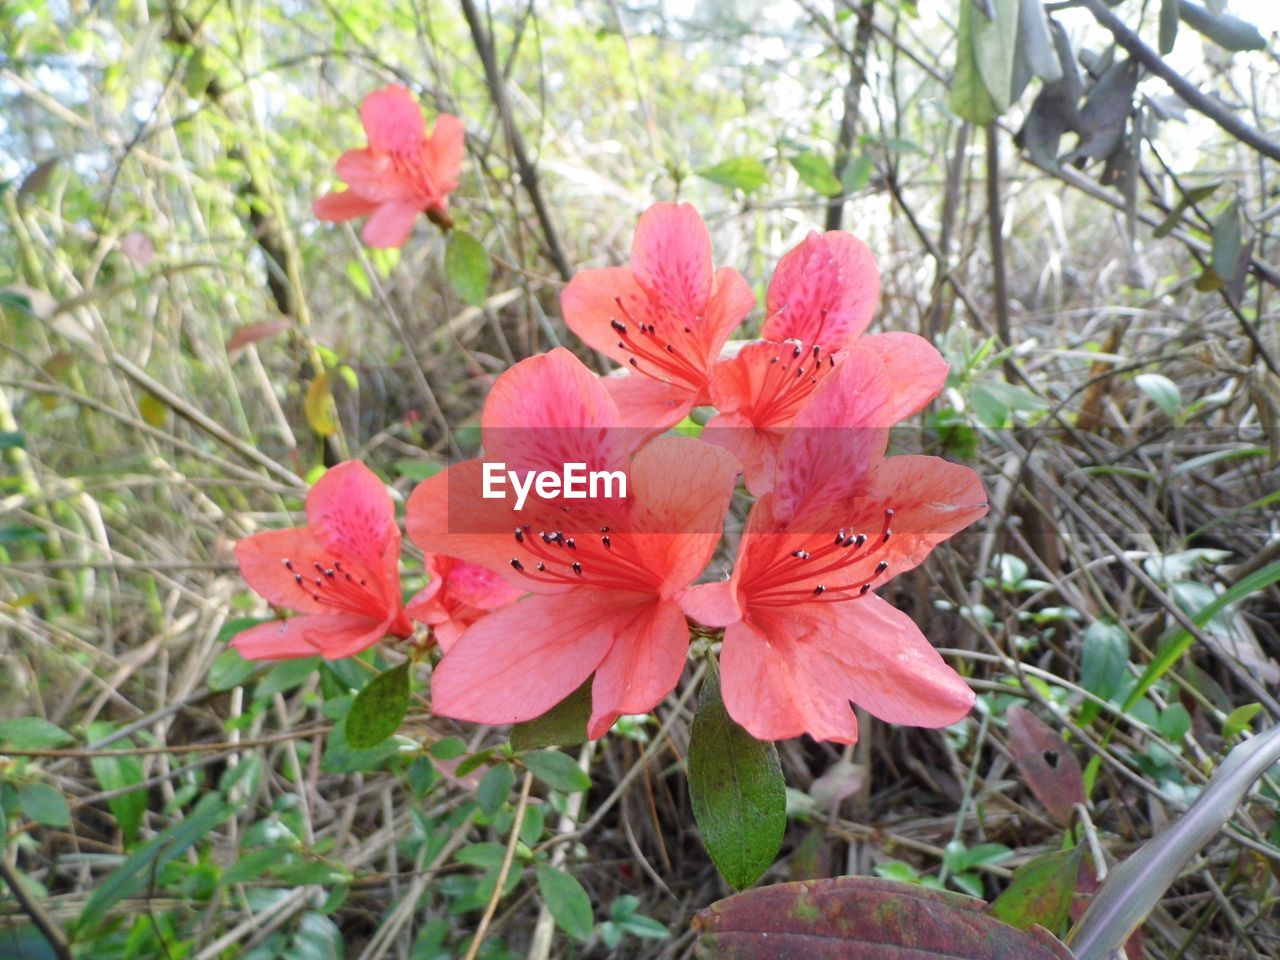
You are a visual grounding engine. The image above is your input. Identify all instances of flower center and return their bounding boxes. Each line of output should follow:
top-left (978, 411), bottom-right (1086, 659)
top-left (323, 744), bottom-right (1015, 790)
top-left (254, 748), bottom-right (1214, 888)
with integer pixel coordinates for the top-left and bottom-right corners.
top-left (609, 297), bottom-right (706, 390)
top-left (742, 507), bottom-right (895, 607)
top-left (507, 524), bottom-right (657, 592)
top-left (749, 340), bottom-right (837, 426)
top-left (282, 558), bottom-right (388, 620)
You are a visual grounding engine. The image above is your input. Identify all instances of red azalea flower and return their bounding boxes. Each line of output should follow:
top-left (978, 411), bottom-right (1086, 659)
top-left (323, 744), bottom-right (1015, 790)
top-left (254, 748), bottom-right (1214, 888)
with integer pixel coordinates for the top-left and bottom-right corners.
top-left (560, 203), bottom-right (755, 430)
top-left (406, 553), bottom-right (523, 651)
top-left (313, 84), bottom-right (464, 248)
top-left (233, 461), bottom-right (413, 660)
top-left (683, 347), bottom-right (987, 743)
top-left (705, 230), bottom-right (946, 494)
top-left (406, 348), bottom-right (739, 738)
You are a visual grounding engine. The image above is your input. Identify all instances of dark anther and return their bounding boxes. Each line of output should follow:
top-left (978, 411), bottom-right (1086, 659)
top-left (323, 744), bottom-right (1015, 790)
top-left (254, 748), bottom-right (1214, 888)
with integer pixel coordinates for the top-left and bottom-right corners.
top-left (511, 558), bottom-right (524, 571)
top-left (629, 357), bottom-right (639, 367)
top-left (564, 538), bottom-right (576, 550)
top-left (540, 531), bottom-right (553, 544)
top-left (835, 529), bottom-right (846, 544)
top-left (283, 559), bottom-right (294, 569)
top-left (875, 561), bottom-right (889, 574)
top-left (611, 319), bottom-right (627, 333)
top-left (601, 535), bottom-right (612, 549)
top-left (600, 525), bottom-right (610, 532)
top-left (792, 344), bottom-right (802, 359)
top-left (293, 574), bottom-right (303, 584)
top-left (666, 343), bottom-right (676, 352)
top-left (813, 585), bottom-right (826, 595)
top-left (854, 534), bottom-right (867, 548)
top-left (791, 549), bottom-right (810, 559)
top-left (572, 562), bottom-right (583, 576)
top-left (514, 527), bottom-right (525, 543)
top-left (813, 344), bottom-right (821, 359)
top-left (859, 583), bottom-right (871, 595)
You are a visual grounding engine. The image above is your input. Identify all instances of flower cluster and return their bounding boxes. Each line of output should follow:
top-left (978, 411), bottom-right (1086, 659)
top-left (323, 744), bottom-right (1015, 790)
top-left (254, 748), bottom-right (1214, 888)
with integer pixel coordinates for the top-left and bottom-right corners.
top-left (233, 89), bottom-right (987, 745)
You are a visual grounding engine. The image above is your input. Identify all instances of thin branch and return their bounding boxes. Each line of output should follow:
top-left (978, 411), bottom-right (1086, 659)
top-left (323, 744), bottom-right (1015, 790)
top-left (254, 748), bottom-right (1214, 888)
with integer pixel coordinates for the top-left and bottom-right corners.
top-left (0, 858), bottom-right (74, 960)
top-left (1081, 0), bottom-right (1280, 164)
top-left (458, 0), bottom-right (572, 282)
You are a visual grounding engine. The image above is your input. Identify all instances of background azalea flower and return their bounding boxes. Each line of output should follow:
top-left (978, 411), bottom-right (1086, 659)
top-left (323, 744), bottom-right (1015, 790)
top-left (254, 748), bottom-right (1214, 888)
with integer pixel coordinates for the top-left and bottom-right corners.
top-left (705, 231), bottom-right (946, 494)
top-left (560, 202), bottom-right (755, 429)
top-left (313, 84), bottom-right (464, 248)
top-left (683, 348), bottom-right (987, 744)
top-left (233, 461), bottom-right (413, 660)
top-left (406, 348), bottom-right (739, 737)
top-left (406, 553), bottom-right (523, 651)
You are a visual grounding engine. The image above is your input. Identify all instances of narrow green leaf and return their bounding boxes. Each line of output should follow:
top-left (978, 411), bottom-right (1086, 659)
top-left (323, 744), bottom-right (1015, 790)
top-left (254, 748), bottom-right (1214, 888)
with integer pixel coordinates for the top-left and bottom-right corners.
top-left (688, 670), bottom-right (786, 891)
top-left (510, 679), bottom-right (591, 751)
top-left (535, 862), bottom-right (594, 942)
top-left (1211, 200), bottom-right (1242, 281)
top-left (1178, 0), bottom-right (1265, 52)
top-left (446, 231), bottom-right (491, 308)
top-left (78, 793), bottom-right (233, 932)
top-left (973, 0), bottom-right (1019, 112)
top-left (521, 750), bottom-right (591, 793)
top-left (0, 717), bottom-right (75, 749)
top-left (790, 153), bottom-right (843, 197)
top-left (1152, 181), bottom-right (1221, 238)
top-left (345, 661), bottom-right (411, 749)
top-left (697, 157), bottom-right (768, 194)
top-left (1159, 0), bottom-right (1180, 53)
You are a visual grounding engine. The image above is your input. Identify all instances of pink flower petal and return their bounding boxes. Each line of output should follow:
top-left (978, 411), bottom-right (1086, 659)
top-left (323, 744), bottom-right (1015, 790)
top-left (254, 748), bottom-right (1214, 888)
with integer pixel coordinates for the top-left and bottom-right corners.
top-left (421, 113), bottom-right (465, 209)
top-left (480, 348), bottom-right (628, 475)
top-left (858, 332), bottom-right (949, 421)
top-left (231, 613), bottom-right (385, 661)
top-left (680, 579), bottom-right (741, 629)
top-left (561, 266), bottom-right (655, 370)
top-left (430, 591), bottom-right (630, 727)
top-left (362, 201), bottom-right (420, 248)
top-left (235, 528), bottom-right (350, 615)
top-left (360, 84), bottom-right (426, 155)
top-left (601, 374), bottom-right (694, 432)
top-left (630, 202), bottom-right (713, 321)
top-left (306, 461), bottom-right (398, 584)
top-left (313, 189), bottom-right (379, 222)
top-left (626, 437), bottom-right (740, 595)
top-left (587, 598), bottom-right (689, 737)
top-left (334, 149), bottom-right (414, 204)
top-left (764, 231), bottom-right (879, 350)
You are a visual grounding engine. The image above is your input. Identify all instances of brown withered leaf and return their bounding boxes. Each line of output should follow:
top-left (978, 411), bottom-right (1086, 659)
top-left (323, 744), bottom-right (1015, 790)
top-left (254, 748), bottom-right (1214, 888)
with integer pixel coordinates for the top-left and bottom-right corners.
top-left (1005, 705), bottom-right (1085, 826)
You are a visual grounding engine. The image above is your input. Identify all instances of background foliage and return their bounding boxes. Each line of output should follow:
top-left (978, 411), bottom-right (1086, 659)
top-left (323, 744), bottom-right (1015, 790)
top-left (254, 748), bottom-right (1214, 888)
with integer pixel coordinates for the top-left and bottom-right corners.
top-left (2, 0), bottom-right (1279, 957)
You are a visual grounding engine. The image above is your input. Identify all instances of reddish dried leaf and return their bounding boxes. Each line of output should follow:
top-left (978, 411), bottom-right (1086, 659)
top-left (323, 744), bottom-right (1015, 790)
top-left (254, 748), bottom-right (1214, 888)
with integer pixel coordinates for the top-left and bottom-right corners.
top-left (1006, 706), bottom-right (1085, 826)
top-left (226, 320), bottom-right (291, 353)
top-left (694, 877), bottom-right (1076, 959)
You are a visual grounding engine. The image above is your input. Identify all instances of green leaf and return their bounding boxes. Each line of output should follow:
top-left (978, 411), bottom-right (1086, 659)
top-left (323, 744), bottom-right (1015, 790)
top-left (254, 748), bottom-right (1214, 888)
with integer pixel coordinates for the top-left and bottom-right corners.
top-left (990, 847), bottom-right (1082, 933)
top-left (345, 661), bottom-right (411, 749)
top-left (429, 736), bottom-right (466, 760)
top-left (1158, 703), bottom-right (1192, 741)
top-left (697, 157), bottom-right (768, 194)
top-left (1152, 181), bottom-right (1222, 238)
top-left (446, 231), bottom-right (491, 308)
top-left (840, 153), bottom-right (874, 193)
top-left (1135, 373), bottom-right (1182, 419)
top-left (535, 862), bottom-right (594, 942)
top-left (1079, 620), bottom-right (1129, 723)
top-left (1178, 0), bottom-right (1265, 52)
top-left (1223, 703), bottom-right (1261, 738)
top-left (510, 679), bottom-right (591, 751)
top-left (688, 670), bottom-right (786, 890)
top-left (790, 153), bottom-right (843, 197)
top-left (78, 793), bottom-right (233, 932)
top-left (87, 723), bottom-right (146, 844)
top-left (209, 648), bottom-right (257, 692)
top-left (18, 783), bottom-right (70, 828)
top-left (0, 717), bottom-right (75, 749)
top-left (1159, 0), bottom-right (1180, 54)
top-left (973, 0), bottom-right (1019, 112)
top-left (0, 431), bottom-right (24, 451)
top-left (477, 763), bottom-right (515, 817)
top-left (951, 1), bottom-right (999, 123)
top-left (1211, 199), bottom-right (1243, 283)
top-left (521, 750), bottom-right (591, 793)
